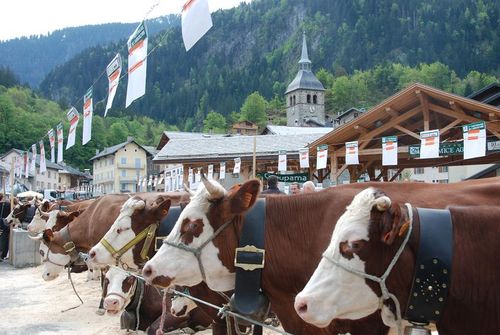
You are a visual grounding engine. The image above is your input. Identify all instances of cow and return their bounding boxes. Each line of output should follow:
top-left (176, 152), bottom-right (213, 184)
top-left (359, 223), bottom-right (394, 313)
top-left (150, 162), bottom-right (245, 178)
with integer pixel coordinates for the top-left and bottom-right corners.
top-left (170, 293), bottom-right (198, 318)
top-left (142, 175), bottom-right (500, 335)
top-left (4, 199), bottom-right (31, 227)
top-left (102, 266), bottom-right (212, 334)
top-left (295, 188), bottom-right (500, 334)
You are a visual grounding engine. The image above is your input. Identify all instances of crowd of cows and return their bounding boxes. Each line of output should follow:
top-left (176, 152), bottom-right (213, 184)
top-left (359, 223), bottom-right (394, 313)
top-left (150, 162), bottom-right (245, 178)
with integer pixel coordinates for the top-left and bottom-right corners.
top-left (5, 175), bottom-right (500, 335)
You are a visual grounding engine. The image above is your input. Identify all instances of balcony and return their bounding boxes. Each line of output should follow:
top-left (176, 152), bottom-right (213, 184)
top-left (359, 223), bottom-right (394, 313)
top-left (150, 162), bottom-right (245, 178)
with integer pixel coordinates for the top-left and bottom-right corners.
top-left (117, 163), bottom-right (145, 169)
top-left (119, 176), bottom-right (138, 182)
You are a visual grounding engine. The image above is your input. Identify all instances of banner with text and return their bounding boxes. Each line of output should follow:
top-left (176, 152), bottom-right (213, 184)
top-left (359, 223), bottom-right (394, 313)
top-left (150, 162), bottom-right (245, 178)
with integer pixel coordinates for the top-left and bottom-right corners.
top-left (463, 121), bottom-right (486, 160)
top-left (105, 53), bottom-right (122, 116)
top-left (57, 123), bottom-right (64, 163)
top-left (345, 141), bottom-right (359, 165)
top-left (278, 150), bottom-right (287, 172)
top-left (219, 162), bottom-right (226, 180)
top-left (208, 164), bottom-right (214, 180)
top-left (48, 129), bottom-right (55, 163)
top-left (316, 144), bottom-right (328, 170)
top-left (299, 148), bottom-right (309, 168)
top-left (24, 152), bottom-right (29, 178)
top-left (66, 107), bottom-right (80, 149)
top-left (30, 144), bottom-right (37, 173)
top-left (420, 129), bottom-right (440, 159)
top-left (233, 157), bottom-right (241, 174)
top-left (82, 87), bottom-right (93, 145)
top-left (126, 21), bottom-right (148, 107)
top-left (39, 141), bottom-right (46, 173)
top-left (181, 0), bottom-right (213, 51)
top-left (382, 136), bottom-right (398, 166)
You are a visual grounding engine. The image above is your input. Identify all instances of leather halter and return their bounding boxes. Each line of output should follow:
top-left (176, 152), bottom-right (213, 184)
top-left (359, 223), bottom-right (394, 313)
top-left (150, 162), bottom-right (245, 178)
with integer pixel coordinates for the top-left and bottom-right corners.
top-left (100, 222), bottom-right (159, 267)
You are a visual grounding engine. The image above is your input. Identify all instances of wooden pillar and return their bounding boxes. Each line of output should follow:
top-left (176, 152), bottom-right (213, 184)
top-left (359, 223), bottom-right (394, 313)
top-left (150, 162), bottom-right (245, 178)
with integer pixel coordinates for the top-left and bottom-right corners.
top-left (330, 150), bottom-right (338, 185)
top-left (348, 166), bottom-right (357, 183)
top-left (367, 165), bottom-right (376, 181)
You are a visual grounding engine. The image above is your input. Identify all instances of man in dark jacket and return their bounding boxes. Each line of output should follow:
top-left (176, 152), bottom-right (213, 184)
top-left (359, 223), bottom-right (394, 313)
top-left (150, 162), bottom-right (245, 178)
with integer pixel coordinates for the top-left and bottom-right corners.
top-left (260, 175), bottom-right (284, 195)
top-left (0, 194), bottom-right (11, 260)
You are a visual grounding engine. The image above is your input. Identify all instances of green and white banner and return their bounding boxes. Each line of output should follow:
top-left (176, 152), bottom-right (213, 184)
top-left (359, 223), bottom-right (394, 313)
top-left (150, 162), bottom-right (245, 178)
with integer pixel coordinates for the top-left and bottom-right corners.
top-left (126, 21), bottom-right (148, 108)
top-left (82, 87), bottom-right (93, 145)
top-left (105, 53), bottom-right (122, 116)
top-left (56, 123), bottom-right (64, 163)
top-left (316, 144), bottom-right (328, 170)
top-left (346, 141), bottom-right (359, 165)
top-left (181, 0), bottom-right (213, 51)
top-left (382, 136), bottom-right (398, 166)
top-left (463, 121), bottom-right (486, 160)
top-left (66, 107), bottom-right (79, 150)
top-left (420, 129), bottom-right (440, 159)
top-left (299, 148), bottom-right (309, 168)
top-left (278, 150), bottom-right (287, 172)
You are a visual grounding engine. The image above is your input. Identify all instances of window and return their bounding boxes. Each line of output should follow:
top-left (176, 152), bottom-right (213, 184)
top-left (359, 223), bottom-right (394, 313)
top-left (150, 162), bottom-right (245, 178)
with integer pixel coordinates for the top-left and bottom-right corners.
top-left (414, 168), bottom-right (425, 175)
top-left (289, 96), bottom-right (292, 106)
top-left (293, 96), bottom-right (296, 105)
top-left (121, 170), bottom-right (126, 177)
top-left (313, 95), bottom-right (317, 104)
top-left (48, 171), bottom-right (51, 178)
top-left (307, 94), bottom-right (311, 103)
top-left (438, 166), bottom-right (448, 173)
top-left (110, 157), bottom-right (114, 165)
top-left (121, 157), bottom-right (127, 165)
top-left (121, 183), bottom-right (128, 191)
top-left (135, 158), bottom-right (141, 169)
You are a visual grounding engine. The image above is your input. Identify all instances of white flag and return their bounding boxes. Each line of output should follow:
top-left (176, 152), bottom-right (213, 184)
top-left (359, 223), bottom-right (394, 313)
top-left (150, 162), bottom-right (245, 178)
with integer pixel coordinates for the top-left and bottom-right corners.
top-left (316, 145), bottom-right (328, 170)
top-left (463, 121), bottom-right (486, 160)
top-left (208, 164), bottom-right (214, 180)
top-left (66, 107), bottom-right (79, 149)
top-left (148, 175), bottom-right (153, 186)
top-left (30, 144), bottom-right (37, 173)
top-left (56, 123), bottom-right (64, 163)
top-left (345, 141), bottom-right (359, 165)
top-left (299, 148), bottom-right (309, 168)
top-left (278, 151), bottom-right (287, 172)
top-left (181, 0), bottom-right (213, 51)
top-left (105, 53), bottom-right (122, 116)
top-left (153, 175), bottom-right (158, 187)
top-left (382, 136), bottom-right (398, 166)
top-left (48, 129), bottom-right (55, 163)
top-left (24, 152), bottom-right (29, 178)
top-left (82, 88), bottom-right (93, 145)
top-left (39, 140), bottom-right (46, 173)
top-left (420, 129), bottom-right (440, 159)
top-left (125, 21), bottom-right (148, 108)
top-left (219, 162), bottom-right (226, 180)
top-left (233, 157), bottom-right (241, 174)
top-left (188, 168), bottom-right (194, 183)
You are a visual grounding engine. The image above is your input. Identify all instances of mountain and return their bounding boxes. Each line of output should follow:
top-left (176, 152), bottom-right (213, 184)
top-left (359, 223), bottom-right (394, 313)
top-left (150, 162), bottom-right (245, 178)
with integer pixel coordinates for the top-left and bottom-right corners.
top-left (0, 15), bottom-right (180, 87)
top-left (38, 0), bottom-right (500, 129)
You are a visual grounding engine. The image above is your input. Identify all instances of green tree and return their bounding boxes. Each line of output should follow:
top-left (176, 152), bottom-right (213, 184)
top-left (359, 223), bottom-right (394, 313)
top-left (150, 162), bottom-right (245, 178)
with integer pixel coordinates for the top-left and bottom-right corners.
top-left (203, 111), bottom-right (227, 134)
top-left (108, 121), bottom-right (129, 144)
top-left (240, 92), bottom-right (268, 126)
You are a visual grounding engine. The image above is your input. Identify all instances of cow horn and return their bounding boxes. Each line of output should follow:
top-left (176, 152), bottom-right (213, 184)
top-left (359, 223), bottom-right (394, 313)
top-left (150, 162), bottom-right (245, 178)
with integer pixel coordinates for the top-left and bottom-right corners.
top-left (201, 173), bottom-right (224, 199)
top-left (183, 183), bottom-right (195, 197)
top-left (28, 232), bottom-right (44, 241)
top-left (375, 196), bottom-right (391, 212)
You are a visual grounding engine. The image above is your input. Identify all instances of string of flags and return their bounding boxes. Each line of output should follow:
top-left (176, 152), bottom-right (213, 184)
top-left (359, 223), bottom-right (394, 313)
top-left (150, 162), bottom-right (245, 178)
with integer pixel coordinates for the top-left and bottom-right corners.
top-left (25, 0), bottom-right (214, 167)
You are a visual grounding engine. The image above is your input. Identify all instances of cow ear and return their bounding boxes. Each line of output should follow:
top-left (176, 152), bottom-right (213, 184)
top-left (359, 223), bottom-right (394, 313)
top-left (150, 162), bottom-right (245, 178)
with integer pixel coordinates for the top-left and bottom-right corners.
top-left (379, 204), bottom-right (410, 245)
top-left (40, 201), bottom-right (51, 212)
top-left (43, 229), bottom-right (54, 242)
top-left (151, 196), bottom-right (172, 220)
top-left (67, 211), bottom-right (80, 221)
top-left (229, 179), bottom-right (260, 214)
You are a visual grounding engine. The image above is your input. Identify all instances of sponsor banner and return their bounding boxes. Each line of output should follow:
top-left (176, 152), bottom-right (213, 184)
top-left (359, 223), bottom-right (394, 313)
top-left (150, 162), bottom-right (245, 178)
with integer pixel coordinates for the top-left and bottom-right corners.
top-left (188, 168), bottom-right (194, 183)
top-left (48, 129), bottom-right (55, 163)
top-left (382, 136), bottom-right (398, 166)
top-left (24, 152), bottom-right (29, 178)
top-left (219, 162), bottom-right (226, 180)
top-left (299, 148), bottom-right (309, 168)
top-left (278, 150), bottom-right (287, 172)
top-left (125, 21), bottom-right (148, 107)
top-left (233, 157), bottom-right (241, 174)
top-left (105, 53), bottom-right (122, 116)
top-left (82, 87), bottom-right (93, 145)
top-left (420, 129), bottom-right (440, 159)
top-left (56, 123), bottom-right (64, 163)
top-left (207, 164), bottom-right (214, 180)
top-left (39, 141), bottom-right (46, 173)
top-left (345, 141), bottom-right (359, 165)
top-left (181, 0), bottom-right (213, 51)
top-left (316, 144), bottom-right (328, 170)
top-left (463, 121), bottom-right (486, 160)
top-left (66, 107), bottom-right (80, 149)
top-left (257, 172), bottom-right (309, 183)
top-left (30, 144), bottom-right (37, 173)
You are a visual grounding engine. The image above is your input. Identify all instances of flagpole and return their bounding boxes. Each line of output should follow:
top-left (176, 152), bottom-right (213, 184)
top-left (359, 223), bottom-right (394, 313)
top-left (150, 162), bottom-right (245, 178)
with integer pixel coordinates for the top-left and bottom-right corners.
top-left (252, 136), bottom-right (256, 179)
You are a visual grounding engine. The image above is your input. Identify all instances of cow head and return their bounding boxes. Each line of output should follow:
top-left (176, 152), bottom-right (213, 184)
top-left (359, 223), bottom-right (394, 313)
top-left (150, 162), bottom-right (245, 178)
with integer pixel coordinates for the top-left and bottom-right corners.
top-left (38, 229), bottom-right (71, 281)
top-left (294, 188), bottom-right (414, 328)
top-left (103, 266), bottom-right (137, 314)
top-left (170, 293), bottom-right (197, 318)
top-left (27, 208), bottom-right (50, 234)
top-left (142, 176), bottom-right (260, 292)
top-left (29, 210), bottom-right (80, 235)
top-left (5, 201), bottom-right (30, 227)
top-left (89, 195), bottom-right (172, 269)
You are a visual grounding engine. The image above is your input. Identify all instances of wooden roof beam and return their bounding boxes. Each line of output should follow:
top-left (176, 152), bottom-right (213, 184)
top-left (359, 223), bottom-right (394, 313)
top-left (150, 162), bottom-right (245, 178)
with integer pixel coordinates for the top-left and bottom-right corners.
top-left (394, 125), bottom-right (420, 140)
top-left (385, 107), bottom-right (399, 118)
top-left (416, 90), bottom-right (430, 130)
top-left (440, 119), bottom-right (462, 137)
top-left (354, 124), bottom-right (369, 135)
top-left (434, 102), bottom-right (500, 133)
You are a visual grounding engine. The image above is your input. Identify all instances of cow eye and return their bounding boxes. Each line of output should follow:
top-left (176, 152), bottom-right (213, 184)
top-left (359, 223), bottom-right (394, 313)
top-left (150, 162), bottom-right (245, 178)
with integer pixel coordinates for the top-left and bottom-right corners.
top-left (116, 227), bottom-right (130, 234)
top-left (39, 250), bottom-right (45, 257)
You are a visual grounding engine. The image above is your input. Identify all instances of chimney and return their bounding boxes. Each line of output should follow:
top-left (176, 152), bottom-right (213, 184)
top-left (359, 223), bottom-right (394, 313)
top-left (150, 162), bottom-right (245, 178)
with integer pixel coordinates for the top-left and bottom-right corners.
top-left (95, 149), bottom-right (100, 155)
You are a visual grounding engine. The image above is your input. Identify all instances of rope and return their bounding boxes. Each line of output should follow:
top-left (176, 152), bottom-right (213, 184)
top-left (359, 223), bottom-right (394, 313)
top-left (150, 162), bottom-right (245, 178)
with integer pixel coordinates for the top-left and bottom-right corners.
top-left (135, 279), bottom-right (145, 332)
top-left (156, 289), bottom-right (169, 335)
top-left (61, 266), bottom-right (84, 313)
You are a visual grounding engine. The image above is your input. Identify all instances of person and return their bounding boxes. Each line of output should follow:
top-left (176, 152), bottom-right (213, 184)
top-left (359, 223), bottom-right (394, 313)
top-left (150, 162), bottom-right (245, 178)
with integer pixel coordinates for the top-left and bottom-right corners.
top-left (302, 181), bottom-right (316, 193)
top-left (0, 194), bottom-right (11, 260)
top-left (289, 182), bottom-right (301, 195)
top-left (260, 175), bottom-right (283, 195)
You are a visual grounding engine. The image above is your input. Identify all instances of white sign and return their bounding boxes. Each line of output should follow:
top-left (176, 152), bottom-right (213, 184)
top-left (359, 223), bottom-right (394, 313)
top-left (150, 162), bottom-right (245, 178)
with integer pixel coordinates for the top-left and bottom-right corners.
top-left (66, 107), bottom-right (79, 149)
top-left (420, 129), bottom-right (440, 159)
top-left (48, 129), bottom-right (55, 163)
top-left (219, 162), bottom-right (226, 180)
top-left (195, 170), bottom-right (201, 182)
top-left (299, 148), bottom-right (309, 168)
top-left (278, 151), bottom-right (287, 172)
top-left (188, 168), bottom-right (194, 183)
top-left (56, 123), bottom-right (64, 163)
top-left (382, 136), bottom-right (398, 166)
top-left (463, 121), bottom-right (486, 160)
top-left (24, 153), bottom-right (29, 178)
top-left (82, 88), bottom-right (93, 145)
top-left (316, 145), bottom-right (328, 170)
top-left (233, 157), bottom-right (241, 174)
top-left (345, 141), bottom-right (359, 165)
top-left (30, 144), bottom-right (37, 173)
top-left (207, 164), bottom-right (214, 180)
top-left (181, 0), bottom-right (213, 51)
top-left (126, 21), bottom-right (148, 107)
top-left (39, 141), bottom-right (46, 173)
top-left (105, 53), bottom-right (122, 116)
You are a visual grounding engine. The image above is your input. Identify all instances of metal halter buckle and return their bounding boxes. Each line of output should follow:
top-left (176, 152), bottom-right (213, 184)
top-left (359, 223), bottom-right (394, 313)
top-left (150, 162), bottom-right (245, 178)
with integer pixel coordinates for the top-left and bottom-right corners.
top-left (234, 245), bottom-right (265, 271)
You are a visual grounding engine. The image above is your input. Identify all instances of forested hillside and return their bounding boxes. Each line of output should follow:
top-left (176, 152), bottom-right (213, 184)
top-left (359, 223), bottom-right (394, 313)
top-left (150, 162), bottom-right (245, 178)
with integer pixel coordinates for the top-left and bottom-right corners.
top-left (37, 0), bottom-right (500, 131)
top-left (0, 15), bottom-right (179, 87)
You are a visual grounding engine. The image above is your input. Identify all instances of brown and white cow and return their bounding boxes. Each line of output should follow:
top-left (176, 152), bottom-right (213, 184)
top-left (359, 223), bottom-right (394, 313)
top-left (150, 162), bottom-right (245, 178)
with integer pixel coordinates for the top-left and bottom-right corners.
top-left (295, 188), bottom-right (500, 334)
top-left (143, 176), bottom-right (500, 335)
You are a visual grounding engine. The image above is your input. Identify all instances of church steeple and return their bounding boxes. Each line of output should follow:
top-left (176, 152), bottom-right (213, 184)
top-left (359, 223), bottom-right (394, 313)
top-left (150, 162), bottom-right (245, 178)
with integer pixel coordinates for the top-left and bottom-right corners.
top-left (299, 32), bottom-right (311, 71)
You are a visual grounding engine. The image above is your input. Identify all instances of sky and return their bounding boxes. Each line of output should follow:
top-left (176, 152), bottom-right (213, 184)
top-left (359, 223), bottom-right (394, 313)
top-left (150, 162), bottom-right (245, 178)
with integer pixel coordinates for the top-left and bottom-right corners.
top-left (0, 0), bottom-right (249, 41)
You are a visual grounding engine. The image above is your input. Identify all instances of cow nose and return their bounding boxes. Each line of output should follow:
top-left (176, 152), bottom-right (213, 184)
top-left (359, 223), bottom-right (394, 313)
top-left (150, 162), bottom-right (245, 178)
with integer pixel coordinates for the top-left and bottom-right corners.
top-left (142, 264), bottom-right (154, 279)
top-left (89, 250), bottom-right (96, 259)
top-left (294, 297), bottom-right (308, 315)
top-left (104, 298), bottom-right (119, 309)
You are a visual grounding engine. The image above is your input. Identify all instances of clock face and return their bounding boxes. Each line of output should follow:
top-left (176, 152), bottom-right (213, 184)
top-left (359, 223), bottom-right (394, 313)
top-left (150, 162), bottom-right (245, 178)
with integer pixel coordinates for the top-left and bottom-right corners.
top-left (309, 106), bottom-right (316, 114)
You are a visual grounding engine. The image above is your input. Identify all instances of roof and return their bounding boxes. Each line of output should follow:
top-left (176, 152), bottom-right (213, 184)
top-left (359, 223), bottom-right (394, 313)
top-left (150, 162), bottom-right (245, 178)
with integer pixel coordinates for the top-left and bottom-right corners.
top-left (156, 131), bottom-right (225, 150)
top-left (143, 146), bottom-right (159, 157)
top-left (261, 125), bottom-right (332, 136)
top-left (468, 82), bottom-right (500, 107)
top-left (57, 163), bottom-right (91, 178)
top-left (465, 164), bottom-right (500, 180)
top-left (154, 133), bottom-right (325, 163)
top-left (90, 138), bottom-right (153, 161)
top-left (333, 108), bottom-right (364, 120)
top-left (285, 70), bottom-right (325, 94)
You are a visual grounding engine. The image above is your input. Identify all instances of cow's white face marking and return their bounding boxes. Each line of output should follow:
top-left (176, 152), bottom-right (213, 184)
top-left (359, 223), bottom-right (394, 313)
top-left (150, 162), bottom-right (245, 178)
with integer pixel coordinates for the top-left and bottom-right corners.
top-left (28, 210), bottom-right (56, 234)
top-left (145, 182), bottom-right (235, 291)
top-left (5, 204), bottom-right (21, 227)
top-left (39, 242), bottom-right (70, 281)
top-left (90, 198), bottom-right (145, 268)
top-left (171, 296), bottom-right (197, 317)
top-left (103, 267), bottom-right (134, 313)
top-left (295, 188), bottom-right (382, 327)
